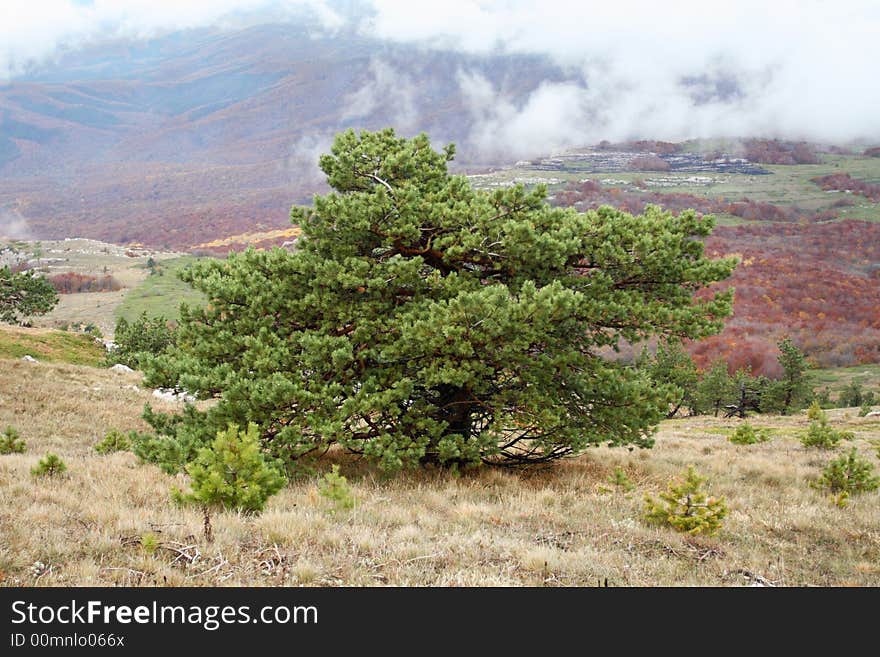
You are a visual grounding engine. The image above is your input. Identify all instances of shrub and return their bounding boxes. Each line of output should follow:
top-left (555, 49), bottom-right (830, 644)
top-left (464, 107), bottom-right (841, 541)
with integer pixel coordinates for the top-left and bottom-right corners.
top-left (317, 464), bottom-right (356, 512)
top-left (814, 388), bottom-right (832, 409)
top-left (728, 423), bottom-right (771, 445)
top-left (643, 466), bottom-right (727, 535)
top-left (0, 426), bottom-right (26, 454)
top-left (858, 404), bottom-right (873, 417)
top-left (839, 380), bottom-right (873, 408)
top-left (32, 453), bottom-right (67, 477)
top-left (801, 419), bottom-right (853, 449)
top-left (84, 323), bottom-right (102, 338)
top-left (140, 532), bottom-right (160, 556)
top-left (107, 311), bottom-right (176, 373)
top-left (94, 430), bottom-right (132, 454)
top-left (597, 466), bottom-right (635, 494)
top-left (172, 423), bottom-right (286, 514)
top-left (813, 448), bottom-right (880, 495)
top-left (806, 400), bottom-right (826, 421)
top-left (49, 272), bottom-right (122, 294)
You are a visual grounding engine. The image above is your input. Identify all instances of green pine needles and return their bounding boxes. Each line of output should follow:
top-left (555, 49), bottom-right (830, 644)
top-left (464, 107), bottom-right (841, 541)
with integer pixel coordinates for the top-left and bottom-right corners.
top-left (643, 466), bottom-right (727, 535)
top-left (728, 423), bottom-right (771, 445)
top-left (813, 448), bottom-right (879, 496)
top-left (801, 419), bottom-right (854, 449)
top-left (173, 423), bottom-right (286, 513)
top-left (0, 426), bottom-right (26, 454)
top-left (94, 429), bottom-right (133, 454)
top-left (806, 400), bottom-right (826, 421)
top-left (31, 453), bottom-right (67, 478)
top-left (317, 465), bottom-right (356, 512)
top-left (143, 128), bottom-right (736, 471)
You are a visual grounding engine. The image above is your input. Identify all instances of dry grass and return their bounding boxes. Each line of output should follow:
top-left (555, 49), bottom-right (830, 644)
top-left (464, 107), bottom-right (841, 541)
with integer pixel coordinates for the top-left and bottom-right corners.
top-left (1, 358), bottom-right (879, 587)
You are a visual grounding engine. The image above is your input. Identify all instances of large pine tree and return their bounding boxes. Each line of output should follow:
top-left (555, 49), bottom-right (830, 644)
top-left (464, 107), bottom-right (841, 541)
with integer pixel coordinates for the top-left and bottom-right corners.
top-left (144, 129), bottom-right (736, 471)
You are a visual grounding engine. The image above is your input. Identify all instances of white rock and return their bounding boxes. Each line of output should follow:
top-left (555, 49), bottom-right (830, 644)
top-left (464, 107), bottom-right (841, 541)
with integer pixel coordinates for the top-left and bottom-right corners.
top-left (21, 355), bottom-right (37, 363)
top-left (152, 388), bottom-right (196, 403)
top-left (110, 363), bottom-right (135, 373)
top-left (866, 410), bottom-right (880, 417)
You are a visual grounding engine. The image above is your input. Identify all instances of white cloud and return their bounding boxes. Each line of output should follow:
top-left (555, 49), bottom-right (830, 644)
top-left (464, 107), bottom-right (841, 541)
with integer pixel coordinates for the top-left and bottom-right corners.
top-left (2, 0), bottom-right (879, 155)
top-left (363, 0), bottom-right (880, 147)
top-left (340, 58), bottom-right (419, 132)
top-left (0, 0), bottom-right (345, 79)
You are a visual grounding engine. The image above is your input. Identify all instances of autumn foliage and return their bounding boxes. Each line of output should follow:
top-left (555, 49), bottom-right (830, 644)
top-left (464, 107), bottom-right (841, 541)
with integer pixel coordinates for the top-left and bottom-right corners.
top-left (811, 173), bottom-right (880, 202)
top-left (49, 272), bottom-right (122, 294)
top-left (741, 139), bottom-right (819, 165)
top-left (696, 220), bottom-right (880, 369)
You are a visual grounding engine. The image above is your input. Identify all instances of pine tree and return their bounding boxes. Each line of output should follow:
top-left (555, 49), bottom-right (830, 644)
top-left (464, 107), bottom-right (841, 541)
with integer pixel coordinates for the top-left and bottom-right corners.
top-left (643, 466), bottom-right (727, 535)
top-left (813, 448), bottom-right (879, 495)
top-left (728, 423), bottom-right (771, 445)
top-left (108, 312), bottom-right (176, 372)
top-left (696, 359), bottom-right (735, 417)
top-left (143, 128), bottom-right (736, 471)
top-left (725, 367), bottom-right (767, 418)
top-left (0, 266), bottom-right (58, 324)
top-left (764, 337), bottom-right (811, 414)
top-left (638, 339), bottom-right (700, 418)
top-left (0, 426), bottom-right (26, 454)
top-left (173, 423), bottom-right (286, 513)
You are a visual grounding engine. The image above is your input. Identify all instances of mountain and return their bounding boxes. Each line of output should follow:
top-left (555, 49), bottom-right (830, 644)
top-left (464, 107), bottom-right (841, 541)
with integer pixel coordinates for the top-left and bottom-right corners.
top-left (0, 23), bottom-right (568, 249)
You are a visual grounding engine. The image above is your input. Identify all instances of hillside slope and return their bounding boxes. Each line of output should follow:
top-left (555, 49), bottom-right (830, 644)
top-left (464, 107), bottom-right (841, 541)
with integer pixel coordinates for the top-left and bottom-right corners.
top-left (0, 24), bottom-right (565, 248)
top-left (1, 357), bottom-right (878, 586)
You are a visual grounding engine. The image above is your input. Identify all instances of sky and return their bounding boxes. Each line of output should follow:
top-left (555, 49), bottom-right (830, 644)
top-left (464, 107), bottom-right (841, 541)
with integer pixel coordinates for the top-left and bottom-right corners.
top-left (2, 0), bottom-right (880, 148)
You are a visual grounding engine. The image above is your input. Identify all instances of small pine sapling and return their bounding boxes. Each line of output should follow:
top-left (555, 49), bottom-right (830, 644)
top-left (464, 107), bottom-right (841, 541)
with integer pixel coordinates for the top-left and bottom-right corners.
top-left (140, 532), bottom-right (160, 556)
top-left (801, 419), bottom-right (853, 449)
top-left (94, 429), bottom-right (132, 454)
top-left (31, 453), bottom-right (67, 477)
top-left (597, 466), bottom-right (636, 494)
top-left (172, 423), bottom-right (286, 514)
top-left (0, 426), bottom-right (26, 454)
top-left (812, 448), bottom-right (880, 496)
top-left (644, 466), bottom-right (727, 535)
top-left (806, 400), bottom-right (826, 421)
top-left (728, 423), bottom-right (771, 445)
top-left (317, 464), bottom-right (356, 512)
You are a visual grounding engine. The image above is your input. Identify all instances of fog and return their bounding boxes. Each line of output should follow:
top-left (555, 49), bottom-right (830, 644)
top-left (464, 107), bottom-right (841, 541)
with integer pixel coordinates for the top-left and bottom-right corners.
top-left (363, 1), bottom-right (880, 147)
top-left (4, 1), bottom-right (880, 155)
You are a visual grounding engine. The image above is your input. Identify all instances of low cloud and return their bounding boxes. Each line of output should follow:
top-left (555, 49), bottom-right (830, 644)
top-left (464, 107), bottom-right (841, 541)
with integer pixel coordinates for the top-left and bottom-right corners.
top-left (284, 131), bottom-right (335, 185)
top-left (0, 210), bottom-right (32, 241)
top-left (340, 58), bottom-right (419, 133)
top-left (364, 0), bottom-right (880, 152)
top-left (3, 1), bottom-right (879, 161)
top-left (1, 0), bottom-right (344, 80)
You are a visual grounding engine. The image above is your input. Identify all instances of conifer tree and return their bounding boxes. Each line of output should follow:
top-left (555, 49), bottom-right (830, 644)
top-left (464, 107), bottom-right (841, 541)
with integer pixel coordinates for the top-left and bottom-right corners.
top-left (638, 339), bottom-right (700, 418)
top-left (0, 266), bottom-right (58, 324)
top-left (696, 359), bottom-right (735, 417)
top-left (764, 337), bottom-right (811, 414)
top-left (144, 129), bottom-right (736, 471)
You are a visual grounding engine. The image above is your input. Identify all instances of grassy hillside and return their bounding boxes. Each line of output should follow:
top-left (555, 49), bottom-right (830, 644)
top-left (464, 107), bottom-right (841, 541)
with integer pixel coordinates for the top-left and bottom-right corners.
top-left (812, 364), bottom-right (880, 400)
top-left (115, 256), bottom-right (207, 324)
top-left (1, 358), bottom-right (878, 586)
top-left (0, 326), bottom-right (105, 366)
top-left (5, 238), bottom-right (187, 337)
